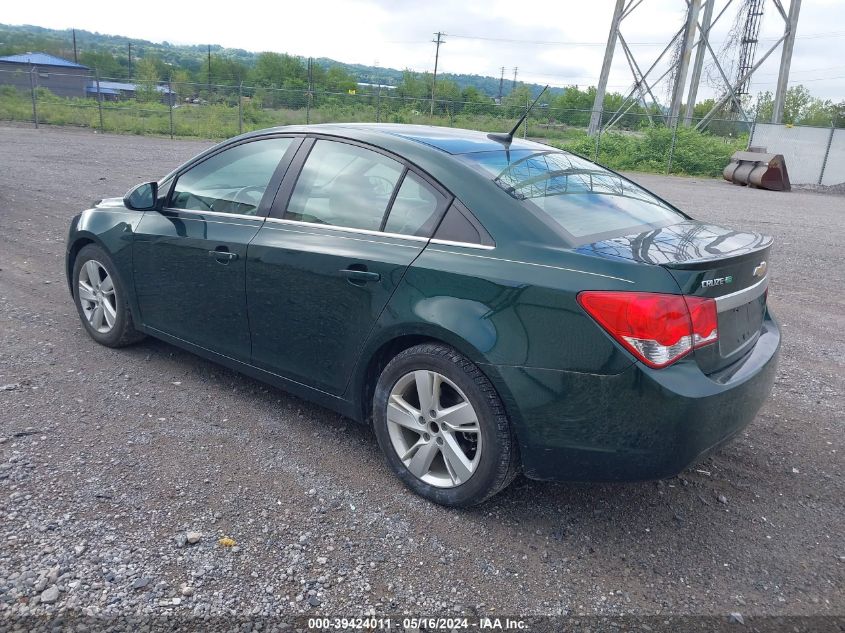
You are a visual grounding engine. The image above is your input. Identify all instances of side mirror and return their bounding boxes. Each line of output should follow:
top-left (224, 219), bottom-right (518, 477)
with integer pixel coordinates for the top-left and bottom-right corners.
top-left (123, 181), bottom-right (159, 211)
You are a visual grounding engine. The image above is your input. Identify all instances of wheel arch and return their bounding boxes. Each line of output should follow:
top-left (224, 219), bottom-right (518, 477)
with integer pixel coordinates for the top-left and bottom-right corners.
top-left (65, 234), bottom-right (99, 295)
top-left (350, 327), bottom-right (523, 444)
top-left (66, 231), bottom-right (141, 327)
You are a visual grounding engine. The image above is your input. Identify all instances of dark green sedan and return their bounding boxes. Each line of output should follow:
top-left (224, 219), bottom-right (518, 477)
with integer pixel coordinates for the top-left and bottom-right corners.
top-left (65, 124), bottom-right (780, 506)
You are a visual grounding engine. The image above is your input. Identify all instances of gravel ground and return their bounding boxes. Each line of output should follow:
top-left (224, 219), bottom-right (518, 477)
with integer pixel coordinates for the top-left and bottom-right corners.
top-left (0, 126), bottom-right (842, 625)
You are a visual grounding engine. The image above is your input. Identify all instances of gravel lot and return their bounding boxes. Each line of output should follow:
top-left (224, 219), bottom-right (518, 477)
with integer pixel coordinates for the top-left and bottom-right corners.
top-left (0, 126), bottom-right (842, 625)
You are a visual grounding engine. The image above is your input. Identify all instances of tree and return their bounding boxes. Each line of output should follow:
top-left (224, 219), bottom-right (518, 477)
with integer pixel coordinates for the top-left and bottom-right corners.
top-left (78, 51), bottom-right (126, 79)
top-left (783, 85), bottom-right (812, 124)
top-left (802, 97), bottom-right (836, 127)
top-left (395, 70), bottom-right (428, 108)
top-left (200, 55), bottom-right (249, 87)
top-left (321, 65), bottom-right (356, 93)
top-left (459, 86), bottom-right (494, 115)
top-left (249, 52), bottom-right (307, 89)
top-left (754, 85), bottom-right (821, 125)
top-left (249, 52), bottom-right (308, 108)
top-left (135, 57), bottom-right (161, 102)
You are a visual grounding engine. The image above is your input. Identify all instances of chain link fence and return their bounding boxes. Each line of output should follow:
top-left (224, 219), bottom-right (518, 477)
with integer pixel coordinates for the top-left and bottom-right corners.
top-left (1, 67), bottom-right (841, 183)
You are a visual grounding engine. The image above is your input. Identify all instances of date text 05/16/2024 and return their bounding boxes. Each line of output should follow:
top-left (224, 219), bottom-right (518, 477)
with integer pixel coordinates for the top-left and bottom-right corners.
top-left (306, 617), bottom-right (529, 630)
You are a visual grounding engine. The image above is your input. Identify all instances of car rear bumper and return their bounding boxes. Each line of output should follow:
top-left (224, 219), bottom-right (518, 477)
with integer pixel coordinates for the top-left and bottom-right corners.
top-left (484, 311), bottom-right (780, 482)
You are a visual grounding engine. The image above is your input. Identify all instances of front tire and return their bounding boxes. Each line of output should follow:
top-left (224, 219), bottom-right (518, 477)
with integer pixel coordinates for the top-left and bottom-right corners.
top-left (373, 343), bottom-right (519, 507)
top-left (72, 244), bottom-right (144, 348)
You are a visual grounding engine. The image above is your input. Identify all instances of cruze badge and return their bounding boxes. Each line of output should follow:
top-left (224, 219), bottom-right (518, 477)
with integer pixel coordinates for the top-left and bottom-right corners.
top-left (701, 276), bottom-right (733, 288)
top-left (753, 261), bottom-right (767, 278)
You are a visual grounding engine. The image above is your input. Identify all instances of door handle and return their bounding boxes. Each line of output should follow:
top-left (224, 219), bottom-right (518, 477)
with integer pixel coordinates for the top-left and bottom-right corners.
top-left (208, 250), bottom-right (238, 262)
top-left (340, 268), bottom-right (380, 283)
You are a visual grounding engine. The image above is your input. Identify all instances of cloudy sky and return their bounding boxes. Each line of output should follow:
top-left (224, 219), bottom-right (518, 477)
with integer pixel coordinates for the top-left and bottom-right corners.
top-left (4, 0), bottom-right (844, 102)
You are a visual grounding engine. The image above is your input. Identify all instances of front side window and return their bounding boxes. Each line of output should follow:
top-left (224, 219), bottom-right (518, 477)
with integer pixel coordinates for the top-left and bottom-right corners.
top-left (285, 140), bottom-right (404, 231)
top-left (170, 137), bottom-right (293, 215)
top-left (458, 149), bottom-right (686, 243)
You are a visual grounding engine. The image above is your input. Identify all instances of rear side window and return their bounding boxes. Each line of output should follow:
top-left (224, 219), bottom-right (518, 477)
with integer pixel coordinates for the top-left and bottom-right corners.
top-left (458, 149), bottom-right (685, 243)
top-left (384, 172), bottom-right (444, 237)
top-left (170, 137), bottom-right (293, 215)
top-left (285, 140), bottom-right (404, 231)
top-left (433, 201), bottom-right (494, 247)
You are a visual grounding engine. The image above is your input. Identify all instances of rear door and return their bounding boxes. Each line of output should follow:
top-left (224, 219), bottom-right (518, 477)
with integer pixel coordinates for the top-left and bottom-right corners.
top-left (133, 136), bottom-right (300, 361)
top-left (246, 137), bottom-right (450, 395)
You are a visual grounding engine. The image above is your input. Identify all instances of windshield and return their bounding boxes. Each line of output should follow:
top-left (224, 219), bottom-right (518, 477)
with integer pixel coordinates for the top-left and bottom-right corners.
top-left (458, 149), bottom-right (686, 243)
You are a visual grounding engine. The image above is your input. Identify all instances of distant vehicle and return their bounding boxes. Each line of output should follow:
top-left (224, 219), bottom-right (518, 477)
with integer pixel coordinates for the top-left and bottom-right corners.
top-left (65, 123), bottom-right (779, 506)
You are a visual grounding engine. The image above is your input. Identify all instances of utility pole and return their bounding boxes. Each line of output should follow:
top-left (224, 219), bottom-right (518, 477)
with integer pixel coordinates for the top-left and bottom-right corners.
top-left (72, 29), bottom-right (78, 63)
top-left (512, 67), bottom-right (518, 91)
top-left (772, 0), bottom-right (801, 124)
top-left (128, 42), bottom-right (132, 77)
top-left (207, 44), bottom-right (212, 93)
top-left (498, 66), bottom-right (505, 102)
top-left (430, 31), bottom-right (444, 117)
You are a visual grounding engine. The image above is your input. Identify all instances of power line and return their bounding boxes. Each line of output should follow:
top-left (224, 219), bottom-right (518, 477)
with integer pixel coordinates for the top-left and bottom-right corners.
top-left (447, 30), bottom-right (845, 47)
top-left (795, 74), bottom-right (845, 82)
top-left (448, 33), bottom-right (665, 46)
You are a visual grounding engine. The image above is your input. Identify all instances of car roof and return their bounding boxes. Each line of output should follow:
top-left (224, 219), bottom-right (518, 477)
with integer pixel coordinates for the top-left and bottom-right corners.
top-left (251, 123), bottom-right (552, 156)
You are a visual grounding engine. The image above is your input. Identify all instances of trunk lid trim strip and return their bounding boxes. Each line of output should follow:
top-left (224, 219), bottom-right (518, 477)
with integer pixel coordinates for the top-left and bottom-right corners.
top-left (715, 276), bottom-right (768, 313)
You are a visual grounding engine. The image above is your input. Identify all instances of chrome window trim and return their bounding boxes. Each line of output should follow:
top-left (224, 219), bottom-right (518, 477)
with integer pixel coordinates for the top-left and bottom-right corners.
top-left (715, 276), bottom-right (768, 313)
top-left (161, 208), bottom-right (265, 222)
top-left (263, 217), bottom-right (429, 243)
top-left (426, 249), bottom-right (635, 284)
top-left (262, 223), bottom-right (421, 250)
top-left (429, 238), bottom-right (495, 251)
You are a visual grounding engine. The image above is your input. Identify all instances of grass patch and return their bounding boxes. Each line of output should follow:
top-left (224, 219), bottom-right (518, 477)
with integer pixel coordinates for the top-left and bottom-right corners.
top-left (0, 88), bottom-right (743, 177)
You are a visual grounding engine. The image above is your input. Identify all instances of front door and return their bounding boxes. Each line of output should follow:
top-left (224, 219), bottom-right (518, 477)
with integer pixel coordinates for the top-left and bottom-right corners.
top-left (247, 138), bottom-right (449, 395)
top-left (132, 136), bottom-right (298, 361)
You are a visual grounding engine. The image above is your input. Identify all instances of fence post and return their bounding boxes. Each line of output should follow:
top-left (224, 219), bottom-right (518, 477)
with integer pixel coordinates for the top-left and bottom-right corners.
top-left (593, 121), bottom-right (601, 162)
top-left (306, 87), bottom-right (314, 126)
top-left (29, 67), bottom-right (39, 129)
top-left (306, 57), bottom-right (314, 125)
top-left (818, 121), bottom-right (835, 185)
top-left (524, 93), bottom-right (530, 139)
top-left (238, 82), bottom-right (243, 135)
top-left (747, 110), bottom-right (758, 150)
top-left (95, 70), bottom-right (104, 133)
top-left (168, 75), bottom-right (174, 140)
top-left (666, 117), bottom-right (680, 174)
top-left (376, 83), bottom-right (382, 123)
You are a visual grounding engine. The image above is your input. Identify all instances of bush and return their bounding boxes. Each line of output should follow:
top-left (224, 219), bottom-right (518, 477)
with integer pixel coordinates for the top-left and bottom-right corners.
top-left (561, 126), bottom-right (746, 177)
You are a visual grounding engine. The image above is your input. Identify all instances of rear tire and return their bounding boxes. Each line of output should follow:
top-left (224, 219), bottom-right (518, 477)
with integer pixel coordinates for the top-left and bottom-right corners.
top-left (72, 244), bottom-right (145, 348)
top-left (373, 343), bottom-right (519, 507)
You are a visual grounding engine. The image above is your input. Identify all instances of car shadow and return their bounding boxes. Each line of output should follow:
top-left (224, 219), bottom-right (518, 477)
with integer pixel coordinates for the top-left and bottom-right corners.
top-left (119, 335), bottom-right (745, 552)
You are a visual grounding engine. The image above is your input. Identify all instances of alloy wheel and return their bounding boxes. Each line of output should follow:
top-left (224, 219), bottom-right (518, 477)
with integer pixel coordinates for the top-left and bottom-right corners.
top-left (386, 370), bottom-right (482, 488)
top-left (78, 260), bottom-right (117, 334)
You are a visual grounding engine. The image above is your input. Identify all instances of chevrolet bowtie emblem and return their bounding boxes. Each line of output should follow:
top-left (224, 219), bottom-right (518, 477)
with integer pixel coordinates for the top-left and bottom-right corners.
top-left (753, 261), bottom-right (767, 278)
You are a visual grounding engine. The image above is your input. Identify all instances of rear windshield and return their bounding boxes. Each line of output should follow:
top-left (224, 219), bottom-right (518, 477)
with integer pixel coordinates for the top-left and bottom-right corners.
top-left (457, 149), bottom-right (686, 243)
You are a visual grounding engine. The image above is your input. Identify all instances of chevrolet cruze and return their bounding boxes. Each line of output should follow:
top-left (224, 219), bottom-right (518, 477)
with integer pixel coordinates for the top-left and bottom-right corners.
top-left (66, 124), bottom-right (780, 506)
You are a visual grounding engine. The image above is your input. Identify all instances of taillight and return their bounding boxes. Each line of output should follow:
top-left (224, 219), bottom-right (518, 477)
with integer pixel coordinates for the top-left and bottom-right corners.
top-left (577, 291), bottom-right (718, 369)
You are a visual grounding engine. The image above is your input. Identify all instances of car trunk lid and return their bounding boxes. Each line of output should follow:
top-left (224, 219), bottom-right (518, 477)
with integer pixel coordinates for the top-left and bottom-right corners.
top-left (578, 221), bottom-right (772, 373)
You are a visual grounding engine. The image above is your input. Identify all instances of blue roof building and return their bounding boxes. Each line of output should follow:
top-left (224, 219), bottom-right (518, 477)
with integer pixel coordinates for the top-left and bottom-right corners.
top-left (0, 52), bottom-right (90, 69)
top-left (0, 51), bottom-right (92, 98)
top-left (87, 80), bottom-right (176, 104)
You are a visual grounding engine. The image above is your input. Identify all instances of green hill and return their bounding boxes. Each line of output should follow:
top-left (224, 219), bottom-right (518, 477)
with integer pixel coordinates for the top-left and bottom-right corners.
top-left (0, 23), bottom-right (559, 98)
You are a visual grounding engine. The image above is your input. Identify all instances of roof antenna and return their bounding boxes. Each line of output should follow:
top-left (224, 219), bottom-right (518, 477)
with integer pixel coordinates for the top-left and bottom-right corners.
top-left (488, 85), bottom-right (549, 148)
